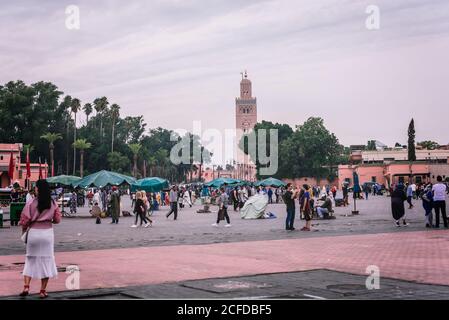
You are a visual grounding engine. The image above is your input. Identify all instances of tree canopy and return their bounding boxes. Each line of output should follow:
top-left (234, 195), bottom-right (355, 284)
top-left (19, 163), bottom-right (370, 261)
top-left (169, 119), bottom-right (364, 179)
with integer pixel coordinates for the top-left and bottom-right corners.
top-left (0, 80), bottom-right (211, 182)
top-left (408, 118), bottom-right (416, 161)
top-left (417, 140), bottom-right (439, 150)
top-left (240, 117), bottom-right (346, 180)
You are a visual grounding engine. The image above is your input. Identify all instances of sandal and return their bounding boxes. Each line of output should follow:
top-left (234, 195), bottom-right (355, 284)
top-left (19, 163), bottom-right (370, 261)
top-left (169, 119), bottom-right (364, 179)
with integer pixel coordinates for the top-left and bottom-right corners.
top-left (39, 289), bottom-right (49, 299)
top-left (19, 285), bottom-right (30, 297)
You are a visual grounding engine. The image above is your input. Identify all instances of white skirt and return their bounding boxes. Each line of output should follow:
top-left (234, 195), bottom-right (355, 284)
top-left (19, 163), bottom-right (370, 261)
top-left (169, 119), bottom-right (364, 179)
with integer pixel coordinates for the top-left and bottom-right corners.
top-left (23, 228), bottom-right (58, 279)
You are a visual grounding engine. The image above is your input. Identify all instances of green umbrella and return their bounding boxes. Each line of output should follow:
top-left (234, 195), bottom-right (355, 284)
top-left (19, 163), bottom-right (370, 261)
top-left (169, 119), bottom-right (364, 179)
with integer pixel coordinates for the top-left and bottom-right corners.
top-left (205, 178), bottom-right (241, 188)
top-left (254, 177), bottom-right (286, 187)
top-left (131, 177), bottom-right (169, 192)
top-left (46, 175), bottom-right (81, 187)
top-left (233, 180), bottom-right (252, 187)
top-left (75, 170), bottom-right (136, 188)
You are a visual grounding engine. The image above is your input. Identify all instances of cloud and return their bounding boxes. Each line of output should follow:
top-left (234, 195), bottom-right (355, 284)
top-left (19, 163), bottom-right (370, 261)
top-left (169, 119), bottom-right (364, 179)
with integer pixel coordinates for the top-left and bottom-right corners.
top-left (1, 0), bottom-right (449, 158)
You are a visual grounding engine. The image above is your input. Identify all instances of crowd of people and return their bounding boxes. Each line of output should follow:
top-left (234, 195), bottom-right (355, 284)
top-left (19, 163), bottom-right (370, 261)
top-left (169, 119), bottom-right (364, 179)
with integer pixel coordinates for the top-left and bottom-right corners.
top-left (390, 176), bottom-right (448, 228)
top-left (12, 175), bottom-right (448, 299)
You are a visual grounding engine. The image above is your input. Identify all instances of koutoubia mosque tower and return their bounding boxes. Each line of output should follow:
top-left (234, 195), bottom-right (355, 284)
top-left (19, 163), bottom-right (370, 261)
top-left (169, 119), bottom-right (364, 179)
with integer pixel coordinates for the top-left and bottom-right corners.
top-left (234, 71), bottom-right (257, 181)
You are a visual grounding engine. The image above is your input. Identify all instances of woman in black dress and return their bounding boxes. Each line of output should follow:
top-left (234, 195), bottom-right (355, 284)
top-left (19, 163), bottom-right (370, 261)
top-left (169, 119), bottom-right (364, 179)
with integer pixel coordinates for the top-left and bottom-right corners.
top-left (391, 183), bottom-right (408, 227)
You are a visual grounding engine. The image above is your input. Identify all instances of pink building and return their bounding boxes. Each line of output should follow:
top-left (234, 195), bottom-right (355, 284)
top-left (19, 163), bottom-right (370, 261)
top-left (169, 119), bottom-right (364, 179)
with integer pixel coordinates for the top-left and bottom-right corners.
top-left (338, 162), bottom-right (449, 189)
top-left (0, 143), bottom-right (48, 188)
top-left (190, 166), bottom-right (255, 183)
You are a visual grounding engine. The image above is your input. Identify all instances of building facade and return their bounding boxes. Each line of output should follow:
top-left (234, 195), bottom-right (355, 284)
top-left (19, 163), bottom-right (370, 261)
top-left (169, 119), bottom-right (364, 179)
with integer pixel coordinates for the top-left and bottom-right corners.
top-left (0, 143), bottom-right (48, 188)
top-left (350, 148), bottom-right (449, 164)
top-left (339, 148), bottom-right (449, 189)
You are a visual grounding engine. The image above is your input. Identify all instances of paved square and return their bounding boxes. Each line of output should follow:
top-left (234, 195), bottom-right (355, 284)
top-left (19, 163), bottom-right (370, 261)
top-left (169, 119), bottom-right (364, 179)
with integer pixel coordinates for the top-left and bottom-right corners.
top-left (1, 195), bottom-right (448, 298)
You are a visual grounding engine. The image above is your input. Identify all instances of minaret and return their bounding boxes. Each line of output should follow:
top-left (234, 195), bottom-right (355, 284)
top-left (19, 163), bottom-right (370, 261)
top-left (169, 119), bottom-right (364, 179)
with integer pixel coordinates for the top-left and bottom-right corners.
top-left (236, 71), bottom-right (257, 134)
top-left (235, 71), bottom-right (257, 180)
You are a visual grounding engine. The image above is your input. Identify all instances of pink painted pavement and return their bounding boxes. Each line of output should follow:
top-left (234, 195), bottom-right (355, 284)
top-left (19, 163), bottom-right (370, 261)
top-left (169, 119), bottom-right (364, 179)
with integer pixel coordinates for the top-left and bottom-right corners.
top-left (1, 230), bottom-right (449, 296)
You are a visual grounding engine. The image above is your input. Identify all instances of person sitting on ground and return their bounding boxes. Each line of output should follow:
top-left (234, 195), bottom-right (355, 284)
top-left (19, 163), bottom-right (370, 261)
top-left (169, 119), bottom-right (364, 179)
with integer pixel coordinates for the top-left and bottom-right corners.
top-left (317, 196), bottom-right (333, 219)
top-left (91, 202), bottom-right (102, 224)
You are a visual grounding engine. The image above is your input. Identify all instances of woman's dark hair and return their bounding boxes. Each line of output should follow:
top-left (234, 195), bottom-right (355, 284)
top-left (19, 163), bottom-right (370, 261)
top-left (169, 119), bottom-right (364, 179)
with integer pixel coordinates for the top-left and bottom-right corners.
top-left (36, 179), bottom-right (52, 213)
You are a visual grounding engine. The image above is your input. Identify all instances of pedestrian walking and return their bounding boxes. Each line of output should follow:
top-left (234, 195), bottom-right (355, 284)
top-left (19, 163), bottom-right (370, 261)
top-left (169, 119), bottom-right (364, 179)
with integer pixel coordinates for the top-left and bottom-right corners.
top-left (131, 192), bottom-right (136, 209)
top-left (432, 176), bottom-right (448, 229)
top-left (182, 188), bottom-right (192, 207)
top-left (363, 184), bottom-right (370, 200)
top-left (93, 190), bottom-right (100, 208)
top-left (406, 183), bottom-right (414, 209)
top-left (101, 189), bottom-right (107, 212)
top-left (166, 186), bottom-right (179, 220)
top-left (165, 191), bottom-right (170, 206)
top-left (421, 184), bottom-right (433, 228)
top-left (212, 187), bottom-right (231, 227)
top-left (331, 185), bottom-right (337, 199)
top-left (300, 184), bottom-right (313, 231)
top-left (110, 186), bottom-right (121, 224)
top-left (232, 187), bottom-right (239, 211)
top-left (391, 183), bottom-right (408, 227)
top-left (267, 188), bottom-right (273, 204)
top-left (131, 191), bottom-right (151, 228)
top-left (283, 183), bottom-right (298, 231)
top-left (70, 192), bottom-right (77, 214)
top-left (342, 184), bottom-right (349, 206)
top-left (18, 179), bottom-right (62, 298)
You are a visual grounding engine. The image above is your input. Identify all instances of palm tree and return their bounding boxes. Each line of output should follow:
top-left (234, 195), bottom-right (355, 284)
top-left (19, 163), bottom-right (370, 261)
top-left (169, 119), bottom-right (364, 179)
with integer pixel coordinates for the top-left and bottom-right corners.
top-left (70, 98), bottom-right (81, 175)
top-left (154, 149), bottom-right (168, 177)
top-left (72, 139), bottom-right (92, 178)
top-left (60, 95), bottom-right (72, 175)
top-left (93, 97), bottom-right (109, 142)
top-left (83, 103), bottom-right (93, 124)
top-left (128, 143), bottom-right (141, 177)
top-left (147, 156), bottom-right (156, 177)
top-left (110, 104), bottom-right (120, 152)
top-left (22, 144), bottom-right (34, 156)
top-left (40, 133), bottom-right (62, 177)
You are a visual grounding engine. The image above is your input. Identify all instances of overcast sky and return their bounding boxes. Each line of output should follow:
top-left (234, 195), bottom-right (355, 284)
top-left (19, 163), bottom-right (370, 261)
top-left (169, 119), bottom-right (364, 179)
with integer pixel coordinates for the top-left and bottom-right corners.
top-left (1, 0), bottom-right (449, 161)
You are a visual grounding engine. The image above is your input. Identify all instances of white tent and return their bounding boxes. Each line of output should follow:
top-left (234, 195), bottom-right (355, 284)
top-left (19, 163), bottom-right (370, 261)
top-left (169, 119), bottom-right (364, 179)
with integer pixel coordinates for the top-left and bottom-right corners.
top-left (240, 194), bottom-right (269, 219)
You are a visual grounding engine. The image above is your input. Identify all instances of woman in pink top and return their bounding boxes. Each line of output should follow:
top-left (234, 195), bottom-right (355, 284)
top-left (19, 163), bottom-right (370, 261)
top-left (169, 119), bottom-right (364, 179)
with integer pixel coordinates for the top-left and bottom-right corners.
top-left (19, 179), bottom-right (62, 298)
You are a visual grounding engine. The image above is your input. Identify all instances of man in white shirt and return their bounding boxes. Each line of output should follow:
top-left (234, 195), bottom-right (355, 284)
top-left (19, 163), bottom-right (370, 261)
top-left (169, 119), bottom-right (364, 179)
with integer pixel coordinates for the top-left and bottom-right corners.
top-left (411, 183), bottom-right (417, 199)
top-left (432, 176), bottom-right (447, 228)
top-left (93, 190), bottom-right (101, 207)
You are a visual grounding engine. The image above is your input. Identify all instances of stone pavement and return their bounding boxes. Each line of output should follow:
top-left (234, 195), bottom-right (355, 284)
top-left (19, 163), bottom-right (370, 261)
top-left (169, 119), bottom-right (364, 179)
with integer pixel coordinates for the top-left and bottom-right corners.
top-left (1, 229), bottom-right (449, 298)
top-left (4, 269), bottom-right (449, 300)
top-left (1, 195), bottom-right (446, 255)
top-left (1, 195), bottom-right (448, 299)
